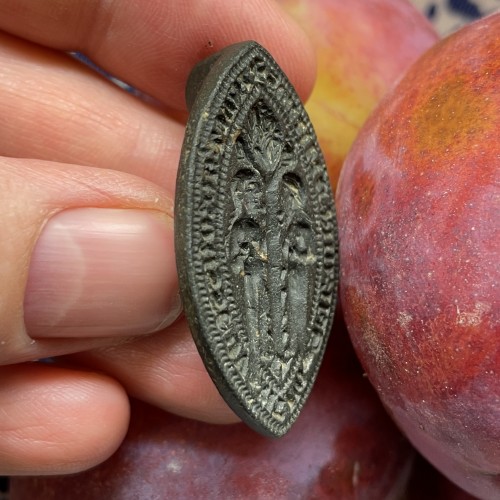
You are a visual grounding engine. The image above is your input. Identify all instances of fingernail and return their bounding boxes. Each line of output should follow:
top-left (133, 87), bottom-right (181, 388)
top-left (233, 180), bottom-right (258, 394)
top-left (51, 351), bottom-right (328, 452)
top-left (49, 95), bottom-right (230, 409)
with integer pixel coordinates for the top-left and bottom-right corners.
top-left (24, 208), bottom-right (182, 338)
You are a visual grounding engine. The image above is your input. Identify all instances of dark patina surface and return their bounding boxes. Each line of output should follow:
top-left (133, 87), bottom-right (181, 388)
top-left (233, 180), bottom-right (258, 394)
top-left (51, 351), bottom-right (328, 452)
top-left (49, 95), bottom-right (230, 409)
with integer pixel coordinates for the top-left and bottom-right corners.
top-left (175, 41), bottom-right (338, 437)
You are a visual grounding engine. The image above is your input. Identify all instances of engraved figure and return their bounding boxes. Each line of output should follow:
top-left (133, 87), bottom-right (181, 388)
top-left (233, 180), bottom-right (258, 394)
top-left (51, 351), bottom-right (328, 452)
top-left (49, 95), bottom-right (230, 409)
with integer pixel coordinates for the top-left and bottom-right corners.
top-left (286, 220), bottom-right (315, 356)
top-left (280, 172), bottom-right (316, 358)
top-left (229, 161), bottom-right (267, 383)
top-left (229, 219), bottom-right (266, 384)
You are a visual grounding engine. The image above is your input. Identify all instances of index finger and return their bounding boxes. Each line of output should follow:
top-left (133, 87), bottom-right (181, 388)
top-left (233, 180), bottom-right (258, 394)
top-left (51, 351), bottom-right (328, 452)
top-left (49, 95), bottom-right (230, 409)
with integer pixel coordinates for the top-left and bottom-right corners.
top-left (0, 0), bottom-right (316, 109)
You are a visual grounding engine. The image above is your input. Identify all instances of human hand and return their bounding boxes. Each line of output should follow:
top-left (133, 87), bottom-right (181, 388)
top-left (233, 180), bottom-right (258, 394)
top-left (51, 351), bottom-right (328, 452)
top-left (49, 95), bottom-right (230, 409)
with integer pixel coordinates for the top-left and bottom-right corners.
top-left (0, 0), bottom-right (315, 476)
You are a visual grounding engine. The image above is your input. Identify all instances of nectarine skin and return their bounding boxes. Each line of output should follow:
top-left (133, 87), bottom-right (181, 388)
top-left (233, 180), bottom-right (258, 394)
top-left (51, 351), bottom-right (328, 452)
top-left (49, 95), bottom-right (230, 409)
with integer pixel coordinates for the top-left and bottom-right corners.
top-left (337, 14), bottom-right (499, 499)
top-left (278, 0), bottom-right (438, 189)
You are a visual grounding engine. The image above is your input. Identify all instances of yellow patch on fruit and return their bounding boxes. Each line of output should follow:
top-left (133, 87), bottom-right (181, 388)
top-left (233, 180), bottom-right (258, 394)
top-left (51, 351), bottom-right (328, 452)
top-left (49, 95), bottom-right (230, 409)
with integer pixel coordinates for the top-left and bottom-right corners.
top-left (412, 77), bottom-right (494, 157)
top-left (306, 57), bottom-right (379, 190)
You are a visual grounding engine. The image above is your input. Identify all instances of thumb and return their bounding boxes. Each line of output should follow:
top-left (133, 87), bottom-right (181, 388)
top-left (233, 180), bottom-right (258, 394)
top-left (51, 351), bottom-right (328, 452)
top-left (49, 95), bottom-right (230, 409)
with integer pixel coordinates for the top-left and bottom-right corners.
top-left (0, 157), bottom-right (181, 365)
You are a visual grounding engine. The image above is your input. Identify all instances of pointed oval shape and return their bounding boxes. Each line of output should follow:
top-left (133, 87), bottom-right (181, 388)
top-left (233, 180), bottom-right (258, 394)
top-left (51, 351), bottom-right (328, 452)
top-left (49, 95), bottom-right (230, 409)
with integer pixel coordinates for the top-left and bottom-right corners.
top-left (175, 41), bottom-right (338, 437)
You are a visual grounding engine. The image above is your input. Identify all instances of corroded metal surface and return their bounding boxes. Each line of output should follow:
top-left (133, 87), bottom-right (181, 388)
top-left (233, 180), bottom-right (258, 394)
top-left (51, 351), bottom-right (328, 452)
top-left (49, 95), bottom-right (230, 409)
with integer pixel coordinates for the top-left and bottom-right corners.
top-left (175, 41), bottom-right (338, 437)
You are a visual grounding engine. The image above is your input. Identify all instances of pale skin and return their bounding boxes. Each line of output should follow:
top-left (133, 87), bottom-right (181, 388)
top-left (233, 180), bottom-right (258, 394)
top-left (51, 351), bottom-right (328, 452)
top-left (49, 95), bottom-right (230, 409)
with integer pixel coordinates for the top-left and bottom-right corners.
top-left (0, 0), bottom-right (316, 476)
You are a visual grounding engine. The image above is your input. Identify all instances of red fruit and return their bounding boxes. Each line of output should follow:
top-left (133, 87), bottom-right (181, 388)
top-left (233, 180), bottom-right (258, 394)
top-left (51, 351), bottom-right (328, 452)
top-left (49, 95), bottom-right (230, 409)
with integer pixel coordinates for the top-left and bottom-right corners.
top-left (278, 0), bottom-right (438, 189)
top-left (406, 455), bottom-right (479, 500)
top-left (337, 14), bottom-right (499, 499)
top-left (10, 320), bottom-right (414, 500)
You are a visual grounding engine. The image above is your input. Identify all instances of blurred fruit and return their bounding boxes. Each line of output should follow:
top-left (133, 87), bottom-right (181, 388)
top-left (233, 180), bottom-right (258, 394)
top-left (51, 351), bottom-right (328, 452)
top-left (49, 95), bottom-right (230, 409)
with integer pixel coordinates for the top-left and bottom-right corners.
top-left (278, 0), bottom-right (438, 189)
top-left (406, 454), bottom-right (479, 500)
top-left (337, 14), bottom-right (499, 499)
top-left (10, 319), bottom-right (414, 500)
